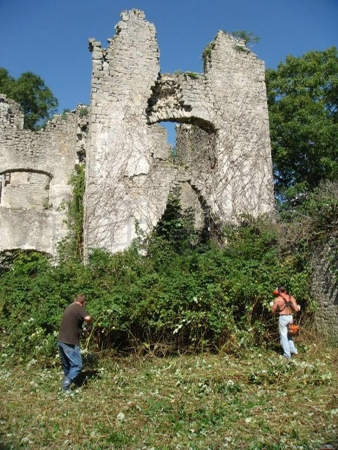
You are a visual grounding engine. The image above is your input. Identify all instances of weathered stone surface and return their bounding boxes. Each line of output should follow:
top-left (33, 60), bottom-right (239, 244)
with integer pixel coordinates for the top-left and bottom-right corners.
top-left (84, 10), bottom-right (175, 256)
top-left (1, 10), bottom-right (275, 257)
top-left (1, 9), bottom-right (274, 258)
top-left (312, 236), bottom-right (338, 339)
top-left (84, 10), bottom-right (274, 258)
top-left (0, 94), bottom-right (88, 255)
top-left (0, 94), bottom-right (24, 130)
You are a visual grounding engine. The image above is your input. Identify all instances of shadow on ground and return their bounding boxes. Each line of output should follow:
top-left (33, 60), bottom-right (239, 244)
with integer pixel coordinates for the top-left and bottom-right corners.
top-left (73, 369), bottom-right (101, 388)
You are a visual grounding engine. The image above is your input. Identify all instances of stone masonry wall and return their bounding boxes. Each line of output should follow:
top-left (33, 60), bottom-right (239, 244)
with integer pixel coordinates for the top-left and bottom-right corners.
top-left (1, 11), bottom-right (274, 259)
top-left (0, 94), bottom-right (88, 255)
top-left (84, 10), bottom-right (274, 257)
top-left (84, 10), bottom-right (177, 257)
top-left (204, 32), bottom-right (274, 221)
top-left (312, 237), bottom-right (338, 339)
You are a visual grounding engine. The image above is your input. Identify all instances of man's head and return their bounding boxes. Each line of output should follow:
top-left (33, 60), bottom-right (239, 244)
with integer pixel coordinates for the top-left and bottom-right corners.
top-left (74, 294), bottom-right (86, 305)
top-left (278, 286), bottom-right (287, 294)
top-left (273, 286), bottom-right (288, 296)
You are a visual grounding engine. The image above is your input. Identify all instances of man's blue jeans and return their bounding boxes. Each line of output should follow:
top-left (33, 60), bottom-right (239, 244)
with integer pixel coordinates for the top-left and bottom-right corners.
top-left (58, 341), bottom-right (82, 386)
top-left (278, 315), bottom-right (298, 359)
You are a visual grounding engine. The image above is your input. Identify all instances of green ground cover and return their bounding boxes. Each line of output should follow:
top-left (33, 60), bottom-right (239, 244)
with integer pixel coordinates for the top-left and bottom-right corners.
top-left (0, 344), bottom-right (336, 449)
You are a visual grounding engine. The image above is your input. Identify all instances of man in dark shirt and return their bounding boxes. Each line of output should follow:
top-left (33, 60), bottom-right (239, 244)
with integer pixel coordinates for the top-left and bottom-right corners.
top-left (58, 294), bottom-right (91, 392)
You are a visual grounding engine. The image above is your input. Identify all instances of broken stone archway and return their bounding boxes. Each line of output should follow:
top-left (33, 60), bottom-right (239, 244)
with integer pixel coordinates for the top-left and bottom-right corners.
top-left (83, 9), bottom-right (274, 259)
top-left (0, 168), bottom-right (58, 255)
top-left (147, 74), bottom-right (219, 237)
top-left (149, 121), bottom-right (218, 238)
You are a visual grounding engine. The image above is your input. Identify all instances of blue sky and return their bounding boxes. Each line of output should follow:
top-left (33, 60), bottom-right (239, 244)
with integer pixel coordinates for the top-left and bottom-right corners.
top-left (1, 0), bottom-right (337, 140)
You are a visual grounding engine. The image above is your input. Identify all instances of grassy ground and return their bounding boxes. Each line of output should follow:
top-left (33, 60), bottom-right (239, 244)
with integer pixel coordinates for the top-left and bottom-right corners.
top-left (0, 342), bottom-right (337, 449)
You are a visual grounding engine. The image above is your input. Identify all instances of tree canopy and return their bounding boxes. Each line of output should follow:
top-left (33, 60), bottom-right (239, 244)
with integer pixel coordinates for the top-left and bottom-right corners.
top-left (266, 47), bottom-right (338, 203)
top-left (0, 68), bottom-right (58, 130)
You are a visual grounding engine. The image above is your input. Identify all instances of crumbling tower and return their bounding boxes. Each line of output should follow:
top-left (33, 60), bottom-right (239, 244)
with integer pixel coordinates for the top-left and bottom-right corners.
top-left (84, 9), bottom-right (274, 257)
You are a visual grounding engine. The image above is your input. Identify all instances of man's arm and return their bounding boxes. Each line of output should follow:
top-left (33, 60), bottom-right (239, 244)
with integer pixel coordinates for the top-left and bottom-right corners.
top-left (290, 297), bottom-right (300, 312)
top-left (80, 307), bottom-right (91, 323)
top-left (271, 298), bottom-right (280, 314)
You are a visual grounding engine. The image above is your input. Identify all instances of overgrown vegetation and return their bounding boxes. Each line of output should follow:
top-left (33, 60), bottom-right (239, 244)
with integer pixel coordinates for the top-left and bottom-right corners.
top-left (2, 181), bottom-right (336, 363)
top-left (79, 105), bottom-right (89, 117)
top-left (184, 72), bottom-right (200, 79)
top-left (229, 30), bottom-right (260, 53)
top-left (58, 163), bottom-right (86, 261)
top-left (0, 47), bottom-right (336, 364)
top-left (0, 44), bottom-right (337, 449)
top-left (202, 41), bottom-right (216, 70)
top-left (229, 30), bottom-right (260, 47)
top-left (203, 31), bottom-right (259, 66)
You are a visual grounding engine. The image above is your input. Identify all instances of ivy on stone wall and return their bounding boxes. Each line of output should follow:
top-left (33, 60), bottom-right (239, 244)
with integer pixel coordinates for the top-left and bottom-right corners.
top-left (58, 164), bottom-right (85, 261)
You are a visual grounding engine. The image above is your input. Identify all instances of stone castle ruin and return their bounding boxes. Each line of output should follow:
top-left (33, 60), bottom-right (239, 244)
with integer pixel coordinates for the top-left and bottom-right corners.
top-left (0, 9), bottom-right (274, 259)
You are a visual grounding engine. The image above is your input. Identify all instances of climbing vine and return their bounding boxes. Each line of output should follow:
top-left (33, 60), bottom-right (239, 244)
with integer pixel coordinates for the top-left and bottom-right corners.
top-left (58, 164), bottom-right (85, 261)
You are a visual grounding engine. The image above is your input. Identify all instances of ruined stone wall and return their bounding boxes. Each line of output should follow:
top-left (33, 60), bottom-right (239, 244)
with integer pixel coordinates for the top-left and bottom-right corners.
top-left (174, 124), bottom-right (216, 231)
top-left (312, 237), bottom-right (338, 340)
top-left (147, 33), bottom-right (274, 223)
top-left (0, 94), bottom-right (88, 255)
top-left (203, 32), bottom-right (274, 220)
top-left (84, 10), bottom-right (177, 256)
top-left (84, 10), bottom-right (274, 256)
top-left (1, 10), bottom-right (275, 259)
top-left (0, 95), bottom-right (24, 129)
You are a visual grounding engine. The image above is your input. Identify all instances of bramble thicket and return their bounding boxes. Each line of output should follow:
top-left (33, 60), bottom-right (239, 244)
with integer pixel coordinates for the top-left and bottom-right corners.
top-left (0, 179), bottom-right (336, 363)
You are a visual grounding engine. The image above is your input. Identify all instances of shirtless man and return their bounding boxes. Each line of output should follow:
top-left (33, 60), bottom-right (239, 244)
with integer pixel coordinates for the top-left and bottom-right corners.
top-left (271, 287), bottom-right (300, 359)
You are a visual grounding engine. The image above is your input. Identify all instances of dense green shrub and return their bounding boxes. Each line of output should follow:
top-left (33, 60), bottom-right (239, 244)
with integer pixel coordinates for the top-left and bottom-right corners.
top-left (3, 182), bottom-right (336, 361)
top-left (0, 215), bottom-right (314, 361)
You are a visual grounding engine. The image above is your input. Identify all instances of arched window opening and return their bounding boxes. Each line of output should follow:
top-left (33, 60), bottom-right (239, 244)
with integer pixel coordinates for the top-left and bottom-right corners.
top-left (0, 169), bottom-right (52, 210)
top-left (155, 119), bottom-right (217, 243)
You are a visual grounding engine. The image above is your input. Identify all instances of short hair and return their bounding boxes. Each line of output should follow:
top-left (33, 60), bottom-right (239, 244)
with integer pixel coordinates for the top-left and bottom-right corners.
top-left (74, 294), bottom-right (86, 304)
top-left (278, 286), bottom-right (288, 294)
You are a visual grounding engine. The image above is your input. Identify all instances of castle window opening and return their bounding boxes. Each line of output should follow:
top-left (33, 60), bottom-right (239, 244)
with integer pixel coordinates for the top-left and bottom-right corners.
top-left (0, 170), bottom-right (51, 210)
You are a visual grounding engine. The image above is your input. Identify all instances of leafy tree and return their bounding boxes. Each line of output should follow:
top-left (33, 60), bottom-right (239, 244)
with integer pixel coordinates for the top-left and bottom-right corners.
top-left (266, 47), bottom-right (338, 203)
top-left (0, 68), bottom-right (58, 130)
top-left (151, 188), bottom-right (198, 254)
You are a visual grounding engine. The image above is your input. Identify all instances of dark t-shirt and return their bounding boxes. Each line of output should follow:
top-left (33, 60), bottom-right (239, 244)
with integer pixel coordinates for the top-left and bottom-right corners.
top-left (58, 303), bottom-right (88, 346)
